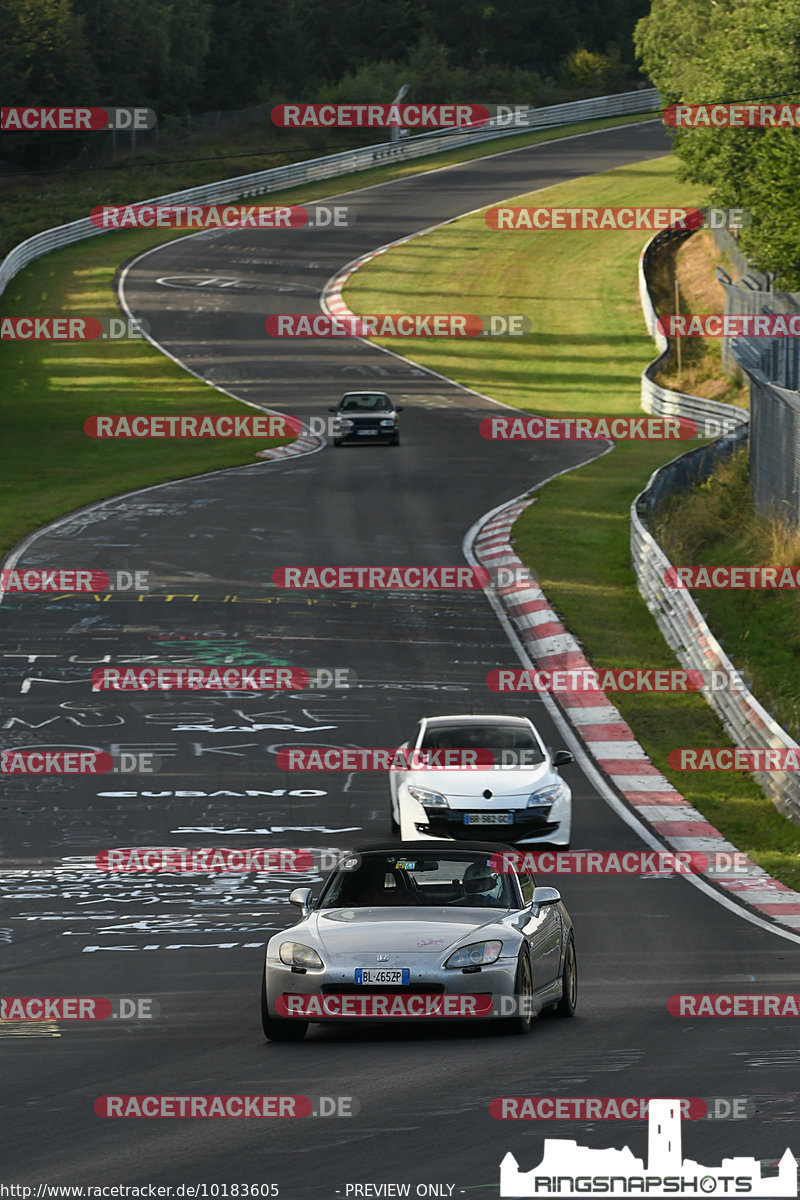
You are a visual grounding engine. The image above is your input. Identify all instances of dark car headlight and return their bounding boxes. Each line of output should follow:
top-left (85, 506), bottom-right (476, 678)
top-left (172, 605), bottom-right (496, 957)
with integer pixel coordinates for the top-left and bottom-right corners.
top-left (445, 940), bottom-right (503, 968)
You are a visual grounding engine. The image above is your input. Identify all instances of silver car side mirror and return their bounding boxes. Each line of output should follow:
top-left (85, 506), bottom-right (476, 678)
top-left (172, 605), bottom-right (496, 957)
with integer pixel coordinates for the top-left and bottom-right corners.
top-left (289, 887), bottom-right (312, 915)
top-left (531, 885), bottom-right (561, 908)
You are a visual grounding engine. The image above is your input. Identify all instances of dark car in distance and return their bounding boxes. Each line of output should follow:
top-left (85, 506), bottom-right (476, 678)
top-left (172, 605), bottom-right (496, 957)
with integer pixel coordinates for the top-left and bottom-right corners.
top-left (329, 392), bottom-right (403, 446)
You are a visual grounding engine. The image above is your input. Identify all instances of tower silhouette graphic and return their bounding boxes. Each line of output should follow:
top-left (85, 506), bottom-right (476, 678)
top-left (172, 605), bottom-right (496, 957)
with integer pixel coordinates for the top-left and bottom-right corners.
top-left (500, 1098), bottom-right (798, 1197)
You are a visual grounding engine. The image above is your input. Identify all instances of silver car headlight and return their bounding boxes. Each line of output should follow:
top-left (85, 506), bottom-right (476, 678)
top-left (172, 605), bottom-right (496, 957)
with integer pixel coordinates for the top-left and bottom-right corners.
top-left (379, 418), bottom-right (396, 426)
top-left (527, 781), bottom-right (564, 807)
top-left (445, 940), bottom-right (503, 968)
top-left (408, 785), bottom-right (448, 808)
top-left (279, 942), bottom-right (324, 969)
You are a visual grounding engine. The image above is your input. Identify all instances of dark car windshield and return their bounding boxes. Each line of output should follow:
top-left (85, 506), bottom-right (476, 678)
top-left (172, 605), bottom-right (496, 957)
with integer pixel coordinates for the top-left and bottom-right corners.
top-left (340, 394), bottom-right (393, 412)
top-left (418, 723), bottom-right (545, 767)
top-left (319, 852), bottom-right (518, 909)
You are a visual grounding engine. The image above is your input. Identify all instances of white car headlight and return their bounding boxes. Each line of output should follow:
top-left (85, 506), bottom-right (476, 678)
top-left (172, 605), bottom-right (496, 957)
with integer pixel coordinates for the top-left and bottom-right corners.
top-left (279, 942), bottom-right (324, 969)
top-left (445, 940), bottom-right (503, 968)
top-left (408, 785), bottom-right (448, 808)
top-left (527, 781), bottom-right (564, 807)
top-left (380, 418), bottom-right (396, 426)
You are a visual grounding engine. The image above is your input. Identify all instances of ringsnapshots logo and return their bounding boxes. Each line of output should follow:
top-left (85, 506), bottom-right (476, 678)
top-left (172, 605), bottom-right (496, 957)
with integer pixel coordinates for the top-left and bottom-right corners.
top-left (265, 314), bottom-right (529, 337)
top-left (1, 107), bottom-right (156, 131)
top-left (485, 207), bottom-right (748, 232)
top-left (664, 102), bottom-right (800, 127)
top-left (499, 1098), bottom-right (797, 1197)
top-left (1, 317), bottom-right (148, 340)
top-left (90, 203), bottom-right (351, 230)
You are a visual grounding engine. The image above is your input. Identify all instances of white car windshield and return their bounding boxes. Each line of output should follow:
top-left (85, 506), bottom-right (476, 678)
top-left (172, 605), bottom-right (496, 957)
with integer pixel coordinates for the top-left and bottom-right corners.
top-left (320, 852), bottom-right (517, 909)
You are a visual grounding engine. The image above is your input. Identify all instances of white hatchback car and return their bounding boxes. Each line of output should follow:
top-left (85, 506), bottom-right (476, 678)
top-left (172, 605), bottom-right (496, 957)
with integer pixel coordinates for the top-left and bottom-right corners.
top-left (390, 714), bottom-right (573, 846)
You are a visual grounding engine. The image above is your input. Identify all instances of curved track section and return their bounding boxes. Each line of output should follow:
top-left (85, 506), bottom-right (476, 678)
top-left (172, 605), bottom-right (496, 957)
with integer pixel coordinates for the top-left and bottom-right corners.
top-left (2, 123), bottom-right (799, 1193)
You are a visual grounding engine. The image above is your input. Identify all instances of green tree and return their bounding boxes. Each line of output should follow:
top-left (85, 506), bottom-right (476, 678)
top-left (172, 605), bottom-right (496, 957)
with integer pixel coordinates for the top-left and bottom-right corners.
top-left (0, 0), bottom-right (96, 164)
top-left (636, 0), bottom-right (800, 285)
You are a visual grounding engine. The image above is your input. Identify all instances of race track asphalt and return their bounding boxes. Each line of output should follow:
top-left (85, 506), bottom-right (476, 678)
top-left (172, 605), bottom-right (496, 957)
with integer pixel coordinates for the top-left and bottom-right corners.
top-left (2, 120), bottom-right (798, 1195)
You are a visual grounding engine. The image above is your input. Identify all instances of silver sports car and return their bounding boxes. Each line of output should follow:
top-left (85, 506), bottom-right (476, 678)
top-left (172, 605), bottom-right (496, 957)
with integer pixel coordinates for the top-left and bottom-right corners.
top-left (260, 841), bottom-right (577, 1042)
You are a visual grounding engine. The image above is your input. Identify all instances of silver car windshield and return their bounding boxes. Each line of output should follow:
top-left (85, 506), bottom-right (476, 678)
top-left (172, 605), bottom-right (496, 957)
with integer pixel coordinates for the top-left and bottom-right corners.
top-left (419, 723), bottom-right (545, 767)
top-left (320, 853), bottom-right (517, 909)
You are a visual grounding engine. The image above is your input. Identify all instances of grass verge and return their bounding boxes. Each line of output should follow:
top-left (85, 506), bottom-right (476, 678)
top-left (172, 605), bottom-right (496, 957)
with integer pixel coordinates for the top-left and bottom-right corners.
top-left (0, 230), bottom-right (293, 557)
top-left (344, 153), bottom-right (800, 890)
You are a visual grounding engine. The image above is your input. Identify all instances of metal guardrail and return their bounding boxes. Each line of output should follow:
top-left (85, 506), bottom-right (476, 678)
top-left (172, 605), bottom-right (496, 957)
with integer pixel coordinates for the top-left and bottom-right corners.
top-left (633, 225), bottom-right (800, 825)
top-left (0, 88), bottom-right (659, 299)
top-left (638, 222), bottom-right (750, 434)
